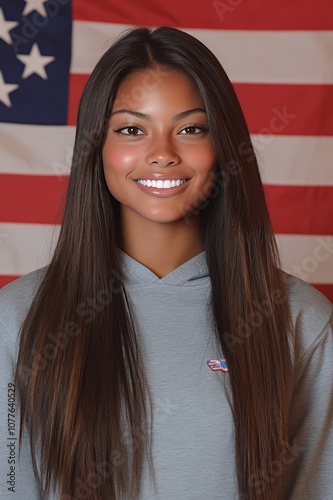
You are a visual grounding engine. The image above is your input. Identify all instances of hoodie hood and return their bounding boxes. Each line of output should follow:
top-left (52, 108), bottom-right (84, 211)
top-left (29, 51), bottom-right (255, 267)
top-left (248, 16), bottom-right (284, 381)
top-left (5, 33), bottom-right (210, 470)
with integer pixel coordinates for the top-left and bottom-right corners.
top-left (119, 249), bottom-right (209, 288)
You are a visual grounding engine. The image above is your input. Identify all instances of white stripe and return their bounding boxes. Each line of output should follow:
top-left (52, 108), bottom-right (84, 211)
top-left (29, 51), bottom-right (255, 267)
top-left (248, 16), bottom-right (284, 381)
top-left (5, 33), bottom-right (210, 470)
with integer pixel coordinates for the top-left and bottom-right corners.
top-left (253, 135), bottom-right (333, 186)
top-left (71, 22), bottom-right (129, 75)
top-left (1, 123), bottom-right (333, 186)
top-left (0, 123), bottom-right (75, 176)
top-left (276, 234), bottom-right (333, 284)
top-left (1, 225), bottom-right (332, 284)
top-left (0, 223), bottom-right (60, 276)
top-left (72, 22), bottom-right (333, 84)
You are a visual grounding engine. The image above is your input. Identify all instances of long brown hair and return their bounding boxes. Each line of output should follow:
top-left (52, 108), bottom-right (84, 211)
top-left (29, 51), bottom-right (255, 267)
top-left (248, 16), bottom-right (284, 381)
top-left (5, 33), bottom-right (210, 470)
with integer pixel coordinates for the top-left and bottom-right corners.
top-left (15, 26), bottom-right (292, 499)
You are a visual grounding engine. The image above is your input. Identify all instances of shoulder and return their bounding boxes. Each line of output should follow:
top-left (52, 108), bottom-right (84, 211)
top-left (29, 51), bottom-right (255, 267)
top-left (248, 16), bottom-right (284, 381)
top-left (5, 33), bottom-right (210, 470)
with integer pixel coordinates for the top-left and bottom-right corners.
top-left (0, 267), bottom-right (47, 339)
top-left (283, 272), bottom-right (333, 359)
top-left (283, 271), bottom-right (332, 327)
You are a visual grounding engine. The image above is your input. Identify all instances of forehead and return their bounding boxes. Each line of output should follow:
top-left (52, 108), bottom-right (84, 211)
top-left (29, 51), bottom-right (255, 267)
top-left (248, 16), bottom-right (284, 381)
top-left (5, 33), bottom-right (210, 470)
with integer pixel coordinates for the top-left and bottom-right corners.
top-left (113, 67), bottom-right (204, 111)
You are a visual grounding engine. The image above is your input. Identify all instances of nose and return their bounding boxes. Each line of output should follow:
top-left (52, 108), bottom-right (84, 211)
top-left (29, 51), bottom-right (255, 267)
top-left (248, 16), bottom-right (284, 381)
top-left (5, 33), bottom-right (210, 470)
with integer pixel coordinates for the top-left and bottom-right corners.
top-left (146, 135), bottom-right (180, 167)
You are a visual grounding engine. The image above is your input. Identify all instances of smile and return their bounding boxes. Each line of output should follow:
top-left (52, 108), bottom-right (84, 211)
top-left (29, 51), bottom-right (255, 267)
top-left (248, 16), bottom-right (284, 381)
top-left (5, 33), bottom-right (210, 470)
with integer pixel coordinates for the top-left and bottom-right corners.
top-left (136, 179), bottom-right (188, 189)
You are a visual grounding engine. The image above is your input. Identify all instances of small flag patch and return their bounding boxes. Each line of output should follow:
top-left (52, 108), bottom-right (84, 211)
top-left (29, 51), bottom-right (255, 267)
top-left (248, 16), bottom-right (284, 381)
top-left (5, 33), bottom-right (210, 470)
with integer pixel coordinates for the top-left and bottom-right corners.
top-left (207, 359), bottom-right (229, 372)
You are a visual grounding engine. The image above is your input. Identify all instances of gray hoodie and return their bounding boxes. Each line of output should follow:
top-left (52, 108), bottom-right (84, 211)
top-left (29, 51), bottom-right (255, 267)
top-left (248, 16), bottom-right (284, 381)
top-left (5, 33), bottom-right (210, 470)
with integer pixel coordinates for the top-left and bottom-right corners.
top-left (0, 251), bottom-right (333, 499)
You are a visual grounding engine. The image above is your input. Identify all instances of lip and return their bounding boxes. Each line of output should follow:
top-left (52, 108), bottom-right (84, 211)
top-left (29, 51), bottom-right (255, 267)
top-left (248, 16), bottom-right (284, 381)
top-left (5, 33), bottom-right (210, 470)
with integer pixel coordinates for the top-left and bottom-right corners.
top-left (132, 173), bottom-right (190, 181)
top-left (133, 178), bottom-right (190, 197)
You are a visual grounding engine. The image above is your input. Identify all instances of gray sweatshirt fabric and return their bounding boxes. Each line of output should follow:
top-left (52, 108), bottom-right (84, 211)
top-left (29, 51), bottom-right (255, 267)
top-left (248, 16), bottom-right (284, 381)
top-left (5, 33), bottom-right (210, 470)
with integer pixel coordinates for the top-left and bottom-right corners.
top-left (0, 250), bottom-right (333, 499)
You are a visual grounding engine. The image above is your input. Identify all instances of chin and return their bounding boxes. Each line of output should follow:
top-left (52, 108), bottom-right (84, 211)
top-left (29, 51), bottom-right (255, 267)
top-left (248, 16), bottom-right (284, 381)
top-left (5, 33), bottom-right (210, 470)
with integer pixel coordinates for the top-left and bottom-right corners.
top-left (138, 209), bottom-right (192, 224)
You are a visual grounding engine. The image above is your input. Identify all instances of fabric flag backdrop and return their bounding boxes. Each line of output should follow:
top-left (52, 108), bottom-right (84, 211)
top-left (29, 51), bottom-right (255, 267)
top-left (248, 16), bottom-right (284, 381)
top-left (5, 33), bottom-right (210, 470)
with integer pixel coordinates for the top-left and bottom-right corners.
top-left (0, 0), bottom-right (333, 302)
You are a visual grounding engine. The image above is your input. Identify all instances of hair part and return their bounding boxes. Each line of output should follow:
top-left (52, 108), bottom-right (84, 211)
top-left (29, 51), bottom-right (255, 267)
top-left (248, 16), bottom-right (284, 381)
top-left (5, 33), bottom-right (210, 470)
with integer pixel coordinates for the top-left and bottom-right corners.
top-left (15, 26), bottom-right (292, 499)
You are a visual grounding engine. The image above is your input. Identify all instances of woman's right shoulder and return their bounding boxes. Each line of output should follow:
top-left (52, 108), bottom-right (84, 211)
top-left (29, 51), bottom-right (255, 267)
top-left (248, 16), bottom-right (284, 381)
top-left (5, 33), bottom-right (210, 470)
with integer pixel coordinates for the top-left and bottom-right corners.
top-left (0, 267), bottom-right (48, 338)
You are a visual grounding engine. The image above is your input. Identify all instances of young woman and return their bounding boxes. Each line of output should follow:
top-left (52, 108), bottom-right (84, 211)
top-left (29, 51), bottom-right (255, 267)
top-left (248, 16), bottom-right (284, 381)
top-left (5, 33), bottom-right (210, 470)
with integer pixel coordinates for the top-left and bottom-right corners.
top-left (1, 26), bottom-right (332, 500)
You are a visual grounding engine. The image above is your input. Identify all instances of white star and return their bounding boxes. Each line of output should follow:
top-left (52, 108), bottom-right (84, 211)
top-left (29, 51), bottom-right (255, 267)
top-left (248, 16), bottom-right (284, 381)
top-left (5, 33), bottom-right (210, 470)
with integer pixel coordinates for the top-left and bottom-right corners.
top-left (22, 0), bottom-right (47, 17)
top-left (0, 71), bottom-right (19, 107)
top-left (0, 8), bottom-right (19, 44)
top-left (17, 43), bottom-right (55, 79)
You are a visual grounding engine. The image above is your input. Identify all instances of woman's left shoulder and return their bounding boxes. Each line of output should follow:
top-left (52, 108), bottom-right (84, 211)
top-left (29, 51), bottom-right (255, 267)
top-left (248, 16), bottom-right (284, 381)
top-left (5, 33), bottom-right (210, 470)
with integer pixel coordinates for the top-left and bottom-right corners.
top-left (282, 271), bottom-right (333, 356)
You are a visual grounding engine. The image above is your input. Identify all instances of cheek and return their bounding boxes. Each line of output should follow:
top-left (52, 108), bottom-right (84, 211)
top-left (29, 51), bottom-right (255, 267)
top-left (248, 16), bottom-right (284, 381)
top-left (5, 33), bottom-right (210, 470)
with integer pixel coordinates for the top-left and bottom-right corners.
top-left (102, 146), bottom-right (136, 174)
top-left (102, 147), bottom-right (123, 199)
top-left (102, 145), bottom-right (138, 195)
top-left (191, 147), bottom-right (217, 200)
top-left (191, 146), bottom-right (216, 180)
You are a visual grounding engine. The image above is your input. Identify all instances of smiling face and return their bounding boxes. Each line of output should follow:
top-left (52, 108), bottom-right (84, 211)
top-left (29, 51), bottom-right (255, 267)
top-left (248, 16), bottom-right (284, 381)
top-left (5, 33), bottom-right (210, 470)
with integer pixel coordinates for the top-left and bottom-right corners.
top-left (102, 68), bottom-right (216, 226)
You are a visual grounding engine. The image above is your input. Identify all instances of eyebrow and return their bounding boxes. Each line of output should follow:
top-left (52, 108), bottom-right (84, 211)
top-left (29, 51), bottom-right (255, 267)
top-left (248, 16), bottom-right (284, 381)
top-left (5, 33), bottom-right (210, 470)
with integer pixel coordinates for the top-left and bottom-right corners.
top-left (110, 108), bottom-right (207, 121)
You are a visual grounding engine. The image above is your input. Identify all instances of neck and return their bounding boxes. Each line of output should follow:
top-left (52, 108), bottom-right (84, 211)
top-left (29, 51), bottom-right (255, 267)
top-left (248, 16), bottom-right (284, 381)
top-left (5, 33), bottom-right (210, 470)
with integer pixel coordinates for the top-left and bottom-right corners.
top-left (119, 208), bottom-right (204, 278)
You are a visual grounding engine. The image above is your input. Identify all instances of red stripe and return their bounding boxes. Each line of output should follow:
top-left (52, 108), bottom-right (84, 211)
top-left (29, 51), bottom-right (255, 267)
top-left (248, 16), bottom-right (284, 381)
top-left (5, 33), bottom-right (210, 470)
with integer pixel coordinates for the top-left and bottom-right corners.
top-left (1, 175), bottom-right (332, 236)
top-left (0, 174), bottom-right (68, 224)
top-left (264, 185), bottom-right (333, 235)
top-left (68, 76), bottom-right (333, 136)
top-left (0, 275), bottom-right (20, 289)
top-left (72, 0), bottom-right (333, 30)
top-left (234, 84), bottom-right (333, 136)
top-left (311, 284), bottom-right (333, 304)
top-left (67, 73), bottom-right (89, 126)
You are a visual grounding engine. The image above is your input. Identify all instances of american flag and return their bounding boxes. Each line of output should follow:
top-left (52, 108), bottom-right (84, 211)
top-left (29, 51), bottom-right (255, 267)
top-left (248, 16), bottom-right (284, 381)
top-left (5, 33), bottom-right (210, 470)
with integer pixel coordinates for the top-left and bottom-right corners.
top-left (0, 0), bottom-right (332, 302)
top-left (207, 359), bottom-right (229, 372)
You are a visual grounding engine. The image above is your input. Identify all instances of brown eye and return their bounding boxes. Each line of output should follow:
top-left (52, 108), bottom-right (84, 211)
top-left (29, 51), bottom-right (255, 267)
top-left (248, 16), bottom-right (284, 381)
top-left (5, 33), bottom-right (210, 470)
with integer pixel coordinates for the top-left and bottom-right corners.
top-left (115, 126), bottom-right (144, 136)
top-left (179, 126), bottom-right (208, 135)
top-left (126, 127), bottom-right (140, 135)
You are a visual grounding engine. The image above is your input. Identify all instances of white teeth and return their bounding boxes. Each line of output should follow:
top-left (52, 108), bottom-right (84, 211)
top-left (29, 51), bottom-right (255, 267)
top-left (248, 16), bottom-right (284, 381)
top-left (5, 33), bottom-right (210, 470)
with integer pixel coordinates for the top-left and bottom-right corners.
top-left (137, 179), bottom-right (187, 189)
